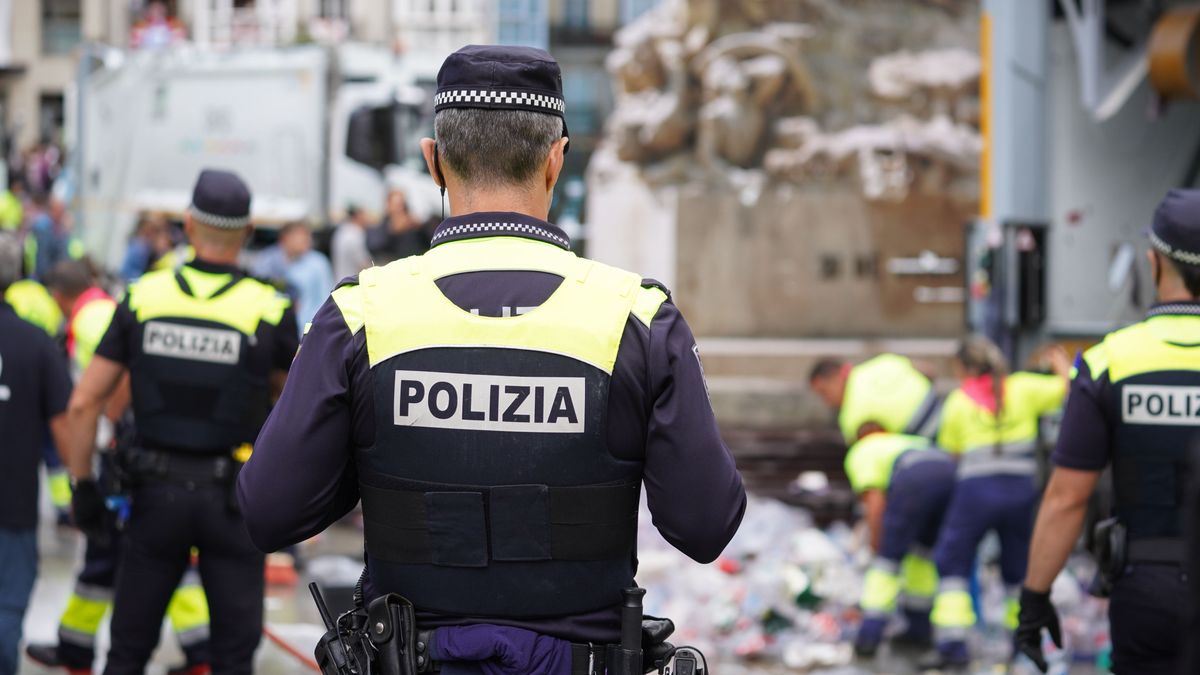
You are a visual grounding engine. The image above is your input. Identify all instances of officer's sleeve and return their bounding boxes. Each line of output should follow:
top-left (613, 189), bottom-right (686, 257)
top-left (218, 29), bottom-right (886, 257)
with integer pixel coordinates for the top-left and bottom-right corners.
top-left (640, 294), bottom-right (747, 564)
top-left (1050, 348), bottom-right (1111, 471)
top-left (93, 296), bottom-right (136, 365)
top-left (238, 287), bottom-right (363, 552)
top-left (38, 330), bottom-right (72, 419)
top-left (271, 306), bottom-right (300, 370)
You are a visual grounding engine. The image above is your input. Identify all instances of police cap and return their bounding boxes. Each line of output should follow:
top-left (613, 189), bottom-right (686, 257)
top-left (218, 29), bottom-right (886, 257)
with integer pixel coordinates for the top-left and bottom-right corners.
top-left (1149, 189), bottom-right (1200, 266)
top-left (434, 45), bottom-right (569, 149)
top-left (189, 168), bottom-right (252, 230)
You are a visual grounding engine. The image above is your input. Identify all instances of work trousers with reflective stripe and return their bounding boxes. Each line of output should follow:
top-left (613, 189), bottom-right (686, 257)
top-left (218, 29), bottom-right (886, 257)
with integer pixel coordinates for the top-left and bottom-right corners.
top-left (105, 481), bottom-right (261, 675)
top-left (59, 504), bottom-right (211, 669)
top-left (931, 473), bottom-right (1035, 649)
top-left (858, 454), bottom-right (955, 646)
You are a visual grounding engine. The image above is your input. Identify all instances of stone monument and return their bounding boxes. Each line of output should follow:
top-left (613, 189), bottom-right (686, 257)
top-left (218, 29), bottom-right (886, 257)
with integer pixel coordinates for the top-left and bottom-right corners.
top-left (587, 0), bottom-right (981, 340)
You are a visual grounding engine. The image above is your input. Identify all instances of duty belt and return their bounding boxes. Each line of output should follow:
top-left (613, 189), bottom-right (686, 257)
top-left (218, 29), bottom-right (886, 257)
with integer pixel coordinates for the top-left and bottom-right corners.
top-left (1128, 537), bottom-right (1185, 564)
top-left (415, 630), bottom-right (614, 675)
top-left (127, 448), bottom-right (239, 485)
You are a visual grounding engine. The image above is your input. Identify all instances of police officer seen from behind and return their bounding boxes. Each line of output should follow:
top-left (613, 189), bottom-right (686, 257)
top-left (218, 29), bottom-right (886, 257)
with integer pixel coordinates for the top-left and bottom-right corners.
top-left (240, 45), bottom-right (747, 675)
top-left (1016, 189), bottom-right (1200, 674)
top-left (64, 169), bottom-right (298, 675)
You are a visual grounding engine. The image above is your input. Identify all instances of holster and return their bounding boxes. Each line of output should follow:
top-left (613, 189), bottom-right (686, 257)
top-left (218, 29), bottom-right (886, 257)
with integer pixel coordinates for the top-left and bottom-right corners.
top-left (641, 617), bottom-right (676, 674)
top-left (368, 593), bottom-right (422, 675)
top-left (1089, 517), bottom-right (1127, 598)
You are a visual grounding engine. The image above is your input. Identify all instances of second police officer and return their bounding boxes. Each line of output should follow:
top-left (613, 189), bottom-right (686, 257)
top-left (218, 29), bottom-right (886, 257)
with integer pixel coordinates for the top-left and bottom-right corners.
top-left (64, 169), bottom-right (298, 675)
top-left (1017, 189), bottom-right (1200, 674)
top-left (240, 45), bottom-right (747, 673)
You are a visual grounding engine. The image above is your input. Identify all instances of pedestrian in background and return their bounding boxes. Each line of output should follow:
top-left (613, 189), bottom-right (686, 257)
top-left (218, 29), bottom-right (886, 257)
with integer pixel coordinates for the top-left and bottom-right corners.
top-left (367, 188), bottom-right (433, 264)
top-left (264, 221), bottom-right (332, 333)
top-left (330, 205), bottom-right (372, 282)
top-left (119, 213), bottom-right (172, 283)
top-left (0, 232), bottom-right (73, 675)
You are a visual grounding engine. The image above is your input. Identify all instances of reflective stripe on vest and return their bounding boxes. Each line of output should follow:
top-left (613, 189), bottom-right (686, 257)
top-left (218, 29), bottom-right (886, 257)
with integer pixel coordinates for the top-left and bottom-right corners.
top-left (358, 238), bottom-right (652, 619)
top-left (1104, 316), bottom-right (1200, 540)
top-left (957, 440), bottom-right (1038, 479)
top-left (126, 267), bottom-right (287, 452)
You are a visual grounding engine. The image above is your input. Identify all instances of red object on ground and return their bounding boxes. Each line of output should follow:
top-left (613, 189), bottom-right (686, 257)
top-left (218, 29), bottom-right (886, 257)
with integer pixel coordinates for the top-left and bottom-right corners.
top-left (263, 625), bottom-right (322, 672)
top-left (265, 553), bottom-right (299, 586)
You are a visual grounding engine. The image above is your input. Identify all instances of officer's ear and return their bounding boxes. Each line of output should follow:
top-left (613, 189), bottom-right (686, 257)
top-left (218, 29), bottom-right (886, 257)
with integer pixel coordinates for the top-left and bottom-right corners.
top-left (420, 138), bottom-right (442, 188)
top-left (544, 136), bottom-right (569, 191)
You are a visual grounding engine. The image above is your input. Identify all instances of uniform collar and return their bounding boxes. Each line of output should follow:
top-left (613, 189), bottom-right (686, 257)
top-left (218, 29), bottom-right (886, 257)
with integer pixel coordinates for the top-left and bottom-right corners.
top-left (430, 212), bottom-right (571, 251)
top-left (1147, 300), bottom-right (1200, 318)
top-left (186, 258), bottom-right (242, 275)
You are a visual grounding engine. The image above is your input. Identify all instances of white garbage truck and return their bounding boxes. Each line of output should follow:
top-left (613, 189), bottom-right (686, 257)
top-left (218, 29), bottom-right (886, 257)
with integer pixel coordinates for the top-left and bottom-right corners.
top-left (71, 42), bottom-right (441, 269)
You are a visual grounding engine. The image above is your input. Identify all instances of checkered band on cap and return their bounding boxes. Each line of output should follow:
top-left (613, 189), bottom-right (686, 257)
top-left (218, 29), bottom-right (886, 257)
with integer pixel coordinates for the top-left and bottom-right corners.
top-left (1150, 230), bottom-right (1200, 266)
top-left (190, 205), bottom-right (250, 230)
top-left (434, 89), bottom-right (566, 115)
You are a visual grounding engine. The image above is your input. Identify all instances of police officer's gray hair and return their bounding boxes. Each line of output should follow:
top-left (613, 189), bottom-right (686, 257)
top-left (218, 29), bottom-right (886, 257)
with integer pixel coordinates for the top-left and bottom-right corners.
top-left (435, 109), bottom-right (564, 187)
top-left (0, 232), bottom-right (21, 292)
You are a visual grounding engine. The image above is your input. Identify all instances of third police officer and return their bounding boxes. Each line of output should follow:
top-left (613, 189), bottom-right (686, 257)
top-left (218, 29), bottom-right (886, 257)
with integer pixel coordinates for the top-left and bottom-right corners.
top-left (239, 45), bottom-right (747, 674)
top-left (1016, 189), bottom-right (1200, 674)
top-left (64, 169), bottom-right (298, 675)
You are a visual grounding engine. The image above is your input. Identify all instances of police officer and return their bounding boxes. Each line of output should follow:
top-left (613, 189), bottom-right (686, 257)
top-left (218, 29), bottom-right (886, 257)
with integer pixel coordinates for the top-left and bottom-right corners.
top-left (29, 260), bottom-right (212, 675)
top-left (0, 232), bottom-right (73, 675)
top-left (1016, 189), bottom-right (1200, 674)
top-left (845, 427), bottom-right (955, 658)
top-left (239, 45), bottom-right (747, 673)
top-left (63, 169), bottom-right (297, 675)
top-left (810, 353), bottom-right (943, 445)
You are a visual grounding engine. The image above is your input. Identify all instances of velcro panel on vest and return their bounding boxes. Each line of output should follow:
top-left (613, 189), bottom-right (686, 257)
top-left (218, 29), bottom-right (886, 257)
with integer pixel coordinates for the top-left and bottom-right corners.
top-left (360, 481), bottom-right (639, 566)
top-left (490, 485), bottom-right (550, 561)
top-left (427, 492), bottom-right (487, 567)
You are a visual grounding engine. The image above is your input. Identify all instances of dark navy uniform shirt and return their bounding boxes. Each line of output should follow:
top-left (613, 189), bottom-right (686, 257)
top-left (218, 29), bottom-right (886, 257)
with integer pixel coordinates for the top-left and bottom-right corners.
top-left (1052, 302), bottom-right (1200, 471)
top-left (0, 300), bottom-right (72, 529)
top-left (239, 212), bottom-right (747, 643)
top-left (94, 259), bottom-right (299, 449)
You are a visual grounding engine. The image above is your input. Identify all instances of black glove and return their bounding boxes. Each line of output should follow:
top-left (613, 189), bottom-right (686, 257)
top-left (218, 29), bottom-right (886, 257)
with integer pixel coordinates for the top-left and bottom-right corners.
top-left (1013, 587), bottom-right (1062, 673)
top-left (71, 478), bottom-right (108, 542)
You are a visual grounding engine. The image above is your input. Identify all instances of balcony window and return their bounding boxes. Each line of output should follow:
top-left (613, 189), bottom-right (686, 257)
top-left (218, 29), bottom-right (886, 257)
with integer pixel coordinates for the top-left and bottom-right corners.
top-left (42, 0), bottom-right (81, 55)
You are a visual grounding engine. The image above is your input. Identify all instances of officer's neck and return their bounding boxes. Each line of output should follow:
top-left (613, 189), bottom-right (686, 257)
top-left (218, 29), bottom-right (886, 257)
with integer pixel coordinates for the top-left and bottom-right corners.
top-left (191, 246), bottom-right (240, 268)
top-left (447, 187), bottom-right (550, 221)
top-left (1157, 281), bottom-right (1198, 304)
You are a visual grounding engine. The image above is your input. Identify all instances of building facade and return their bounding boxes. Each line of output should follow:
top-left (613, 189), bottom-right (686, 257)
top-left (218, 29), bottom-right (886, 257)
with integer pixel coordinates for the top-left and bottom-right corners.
top-left (0, 0), bottom-right (654, 196)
